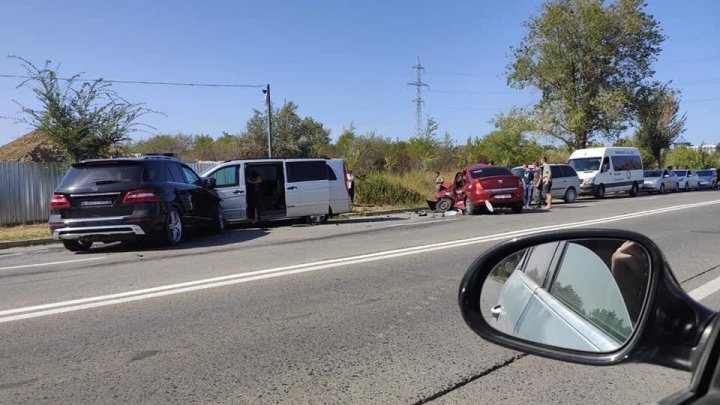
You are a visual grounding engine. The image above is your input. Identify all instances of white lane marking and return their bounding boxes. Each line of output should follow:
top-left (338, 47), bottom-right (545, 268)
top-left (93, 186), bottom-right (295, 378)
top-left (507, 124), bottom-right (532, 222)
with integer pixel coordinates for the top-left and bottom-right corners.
top-left (0, 256), bottom-right (107, 271)
top-left (1, 199), bottom-right (719, 323)
top-left (689, 277), bottom-right (720, 301)
top-left (0, 253), bottom-right (25, 259)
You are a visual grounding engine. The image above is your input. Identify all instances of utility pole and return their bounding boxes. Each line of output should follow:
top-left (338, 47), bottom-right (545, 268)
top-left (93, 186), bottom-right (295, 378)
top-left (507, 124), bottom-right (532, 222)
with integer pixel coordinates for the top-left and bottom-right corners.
top-left (407, 56), bottom-right (429, 137)
top-left (263, 84), bottom-right (273, 158)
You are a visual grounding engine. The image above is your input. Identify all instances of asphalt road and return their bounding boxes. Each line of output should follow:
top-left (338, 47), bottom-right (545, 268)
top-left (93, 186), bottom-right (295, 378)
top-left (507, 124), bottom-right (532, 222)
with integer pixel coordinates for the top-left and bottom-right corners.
top-left (1, 191), bottom-right (720, 404)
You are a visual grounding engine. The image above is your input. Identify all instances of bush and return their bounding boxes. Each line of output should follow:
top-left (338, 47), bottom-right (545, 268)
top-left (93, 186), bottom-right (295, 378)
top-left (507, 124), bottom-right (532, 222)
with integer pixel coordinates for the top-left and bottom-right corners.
top-left (355, 173), bottom-right (426, 206)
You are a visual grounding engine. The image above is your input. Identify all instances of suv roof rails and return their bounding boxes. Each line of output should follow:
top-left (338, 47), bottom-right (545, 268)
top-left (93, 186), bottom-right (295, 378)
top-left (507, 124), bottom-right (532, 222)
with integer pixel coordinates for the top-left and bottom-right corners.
top-left (140, 153), bottom-right (180, 160)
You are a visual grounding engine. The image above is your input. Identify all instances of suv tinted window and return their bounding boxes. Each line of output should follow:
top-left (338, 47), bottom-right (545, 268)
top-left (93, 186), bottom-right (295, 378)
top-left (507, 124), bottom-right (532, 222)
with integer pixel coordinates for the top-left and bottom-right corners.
top-left (560, 165), bottom-right (577, 178)
top-left (469, 166), bottom-right (512, 178)
top-left (58, 163), bottom-right (142, 188)
top-left (181, 165), bottom-right (202, 186)
top-left (142, 162), bottom-right (168, 182)
top-left (286, 161), bottom-right (328, 182)
top-left (166, 162), bottom-right (186, 183)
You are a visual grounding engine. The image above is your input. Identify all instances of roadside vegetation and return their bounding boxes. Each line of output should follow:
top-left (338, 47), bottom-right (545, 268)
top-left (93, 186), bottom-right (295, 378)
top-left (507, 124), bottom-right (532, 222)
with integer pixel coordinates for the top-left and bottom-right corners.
top-left (0, 224), bottom-right (49, 242)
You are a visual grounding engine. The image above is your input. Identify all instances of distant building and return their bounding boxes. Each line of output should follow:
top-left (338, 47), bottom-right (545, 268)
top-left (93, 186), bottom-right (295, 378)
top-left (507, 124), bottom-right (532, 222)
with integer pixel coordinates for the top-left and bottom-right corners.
top-left (671, 136), bottom-right (692, 149)
top-left (689, 143), bottom-right (718, 152)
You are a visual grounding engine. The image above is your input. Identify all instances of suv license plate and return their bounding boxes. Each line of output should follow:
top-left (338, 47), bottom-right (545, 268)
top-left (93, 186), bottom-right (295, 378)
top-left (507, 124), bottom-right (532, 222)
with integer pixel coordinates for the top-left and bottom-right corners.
top-left (494, 194), bottom-right (512, 199)
top-left (81, 200), bottom-right (112, 206)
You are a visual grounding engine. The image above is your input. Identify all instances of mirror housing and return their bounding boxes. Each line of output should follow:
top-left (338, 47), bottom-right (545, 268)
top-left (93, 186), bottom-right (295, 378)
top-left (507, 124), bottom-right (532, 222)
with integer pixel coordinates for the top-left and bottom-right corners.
top-left (459, 228), bottom-right (716, 371)
top-left (202, 177), bottom-right (217, 189)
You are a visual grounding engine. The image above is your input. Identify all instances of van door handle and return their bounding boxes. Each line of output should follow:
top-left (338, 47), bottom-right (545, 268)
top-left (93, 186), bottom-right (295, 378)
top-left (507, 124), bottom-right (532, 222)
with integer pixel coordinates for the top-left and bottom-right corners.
top-left (233, 190), bottom-right (244, 194)
top-left (287, 186), bottom-right (298, 190)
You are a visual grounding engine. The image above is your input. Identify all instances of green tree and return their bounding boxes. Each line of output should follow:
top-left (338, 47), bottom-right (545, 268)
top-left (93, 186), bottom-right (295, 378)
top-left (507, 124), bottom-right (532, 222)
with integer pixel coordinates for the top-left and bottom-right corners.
top-left (132, 134), bottom-right (193, 158)
top-left (477, 110), bottom-right (543, 167)
top-left (635, 84), bottom-right (687, 167)
top-left (507, 0), bottom-right (664, 149)
top-left (12, 57), bottom-right (157, 161)
top-left (242, 101), bottom-right (330, 158)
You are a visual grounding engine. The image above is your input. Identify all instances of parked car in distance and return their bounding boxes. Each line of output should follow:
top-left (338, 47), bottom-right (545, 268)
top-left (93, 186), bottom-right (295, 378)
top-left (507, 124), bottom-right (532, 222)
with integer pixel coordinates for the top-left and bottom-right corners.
top-left (642, 169), bottom-right (679, 194)
top-left (696, 169), bottom-right (717, 190)
top-left (433, 164), bottom-right (523, 214)
top-left (49, 156), bottom-right (223, 251)
top-left (672, 169), bottom-right (700, 191)
top-left (513, 164), bottom-right (580, 203)
top-left (202, 158), bottom-right (350, 224)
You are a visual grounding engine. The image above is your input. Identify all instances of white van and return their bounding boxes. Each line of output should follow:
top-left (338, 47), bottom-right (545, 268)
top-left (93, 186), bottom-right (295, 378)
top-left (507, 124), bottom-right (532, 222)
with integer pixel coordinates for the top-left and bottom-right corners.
top-left (567, 147), bottom-right (643, 198)
top-left (201, 158), bottom-right (351, 223)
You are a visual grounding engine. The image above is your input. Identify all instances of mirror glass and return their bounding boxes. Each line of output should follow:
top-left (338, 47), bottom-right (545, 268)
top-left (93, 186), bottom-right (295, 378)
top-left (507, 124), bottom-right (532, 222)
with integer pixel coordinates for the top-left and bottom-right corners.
top-left (480, 238), bottom-right (650, 353)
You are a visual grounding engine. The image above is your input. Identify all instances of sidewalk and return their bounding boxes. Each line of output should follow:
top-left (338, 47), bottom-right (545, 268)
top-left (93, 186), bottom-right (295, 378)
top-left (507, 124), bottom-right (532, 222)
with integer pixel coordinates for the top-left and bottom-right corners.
top-left (0, 205), bottom-right (429, 250)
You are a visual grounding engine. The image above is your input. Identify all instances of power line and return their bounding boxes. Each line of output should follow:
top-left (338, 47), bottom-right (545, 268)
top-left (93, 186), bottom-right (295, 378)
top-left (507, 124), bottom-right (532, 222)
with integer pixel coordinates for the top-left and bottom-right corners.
top-left (0, 74), bottom-right (265, 88)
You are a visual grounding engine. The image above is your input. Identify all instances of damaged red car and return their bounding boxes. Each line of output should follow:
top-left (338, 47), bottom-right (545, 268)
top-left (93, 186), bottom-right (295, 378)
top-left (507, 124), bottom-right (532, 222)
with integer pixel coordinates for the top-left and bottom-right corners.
top-left (431, 164), bottom-right (524, 215)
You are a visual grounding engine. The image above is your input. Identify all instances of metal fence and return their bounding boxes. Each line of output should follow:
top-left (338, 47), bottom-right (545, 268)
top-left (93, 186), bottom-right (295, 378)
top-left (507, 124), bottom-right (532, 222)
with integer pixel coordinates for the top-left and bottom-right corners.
top-left (0, 162), bottom-right (219, 226)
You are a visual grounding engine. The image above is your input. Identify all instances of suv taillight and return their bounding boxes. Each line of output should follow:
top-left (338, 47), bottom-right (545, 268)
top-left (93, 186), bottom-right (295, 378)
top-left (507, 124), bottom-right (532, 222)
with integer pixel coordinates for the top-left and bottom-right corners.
top-left (50, 194), bottom-right (71, 209)
top-left (123, 189), bottom-right (161, 204)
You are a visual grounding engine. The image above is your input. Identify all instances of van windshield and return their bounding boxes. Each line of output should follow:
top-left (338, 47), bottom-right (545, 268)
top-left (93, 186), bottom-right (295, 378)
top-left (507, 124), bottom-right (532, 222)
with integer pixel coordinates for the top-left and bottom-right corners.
top-left (568, 157), bottom-right (601, 172)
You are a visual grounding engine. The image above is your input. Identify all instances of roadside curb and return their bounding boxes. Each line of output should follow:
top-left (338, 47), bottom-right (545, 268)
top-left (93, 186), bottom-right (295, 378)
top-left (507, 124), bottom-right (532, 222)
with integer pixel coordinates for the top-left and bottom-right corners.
top-left (338, 206), bottom-right (428, 218)
top-left (0, 238), bottom-right (57, 250)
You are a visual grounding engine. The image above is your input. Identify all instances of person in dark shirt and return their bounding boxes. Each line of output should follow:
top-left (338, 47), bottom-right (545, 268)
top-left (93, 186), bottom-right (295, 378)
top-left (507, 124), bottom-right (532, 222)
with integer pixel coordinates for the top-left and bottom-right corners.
top-left (247, 170), bottom-right (263, 223)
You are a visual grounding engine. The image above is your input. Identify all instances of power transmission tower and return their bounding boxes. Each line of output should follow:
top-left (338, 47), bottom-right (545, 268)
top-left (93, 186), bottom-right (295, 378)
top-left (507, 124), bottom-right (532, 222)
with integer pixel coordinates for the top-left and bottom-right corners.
top-left (407, 56), bottom-right (429, 137)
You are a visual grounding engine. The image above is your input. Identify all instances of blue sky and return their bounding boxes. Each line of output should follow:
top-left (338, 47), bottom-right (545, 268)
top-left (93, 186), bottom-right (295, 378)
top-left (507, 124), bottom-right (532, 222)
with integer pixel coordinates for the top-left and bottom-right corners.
top-left (0, 0), bottom-right (718, 147)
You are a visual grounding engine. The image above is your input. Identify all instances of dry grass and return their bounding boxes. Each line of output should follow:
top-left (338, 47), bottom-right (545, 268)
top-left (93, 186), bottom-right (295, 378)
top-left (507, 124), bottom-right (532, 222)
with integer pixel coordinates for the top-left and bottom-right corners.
top-left (0, 223), bottom-right (50, 242)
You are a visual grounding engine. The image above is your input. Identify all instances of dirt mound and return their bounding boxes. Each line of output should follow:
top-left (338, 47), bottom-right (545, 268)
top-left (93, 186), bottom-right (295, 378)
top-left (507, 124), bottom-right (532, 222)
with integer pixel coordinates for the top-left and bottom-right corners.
top-left (0, 130), bottom-right (65, 162)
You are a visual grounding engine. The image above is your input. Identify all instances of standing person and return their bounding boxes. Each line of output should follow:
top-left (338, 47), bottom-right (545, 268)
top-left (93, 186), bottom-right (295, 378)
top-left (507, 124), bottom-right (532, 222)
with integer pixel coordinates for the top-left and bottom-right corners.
top-left (346, 170), bottom-right (355, 203)
top-left (541, 157), bottom-right (553, 210)
top-left (247, 170), bottom-right (263, 223)
top-left (522, 163), bottom-right (534, 208)
top-left (435, 172), bottom-right (444, 192)
top-left (532, 161), bottom-right (543, 208)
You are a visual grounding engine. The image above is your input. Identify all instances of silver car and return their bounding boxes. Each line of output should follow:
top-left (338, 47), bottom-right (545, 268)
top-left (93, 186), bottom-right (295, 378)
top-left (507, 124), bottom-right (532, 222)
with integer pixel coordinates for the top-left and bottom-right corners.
top-left (672, 169), bottom-right (700, 191)
top-left (642, 169), bottom-right (679, 193)
top-left (490, 241), bottom-right (634, 352)
top-left (512, 164), bottom-right (580, 203)
top-left (697, 169), bottom-right (718, 190)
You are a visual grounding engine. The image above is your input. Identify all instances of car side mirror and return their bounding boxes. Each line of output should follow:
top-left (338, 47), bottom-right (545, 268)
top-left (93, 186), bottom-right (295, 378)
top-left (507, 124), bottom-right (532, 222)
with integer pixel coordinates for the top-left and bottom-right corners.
top-left (202, 177), bottom-right (216, 189)
top-left (458, 229), bottom-right (715, 371)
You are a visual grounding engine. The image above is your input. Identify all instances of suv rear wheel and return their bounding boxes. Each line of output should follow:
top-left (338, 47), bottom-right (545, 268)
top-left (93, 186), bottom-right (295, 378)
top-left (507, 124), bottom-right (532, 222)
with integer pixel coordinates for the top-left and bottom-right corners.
top-left (164, 207), bottom-right (183, 246)
top-left (62, 240), bottom-right (93, 252)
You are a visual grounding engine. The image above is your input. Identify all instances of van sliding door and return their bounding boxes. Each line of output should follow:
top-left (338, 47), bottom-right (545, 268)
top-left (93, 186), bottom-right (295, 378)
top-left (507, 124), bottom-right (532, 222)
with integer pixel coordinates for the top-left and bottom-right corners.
top-left (284, 161), bottom-right (330, 217)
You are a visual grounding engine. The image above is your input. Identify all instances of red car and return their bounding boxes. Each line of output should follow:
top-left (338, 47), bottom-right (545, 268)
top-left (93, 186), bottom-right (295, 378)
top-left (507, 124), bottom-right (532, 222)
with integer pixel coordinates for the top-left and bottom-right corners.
top-left (433, 164), bottom-right (524, 214)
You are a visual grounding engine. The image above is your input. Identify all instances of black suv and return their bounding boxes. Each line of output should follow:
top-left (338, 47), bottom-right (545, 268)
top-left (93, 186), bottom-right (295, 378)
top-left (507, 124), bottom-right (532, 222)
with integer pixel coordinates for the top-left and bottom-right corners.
top-left (49, 156), bottom-right (223, 251)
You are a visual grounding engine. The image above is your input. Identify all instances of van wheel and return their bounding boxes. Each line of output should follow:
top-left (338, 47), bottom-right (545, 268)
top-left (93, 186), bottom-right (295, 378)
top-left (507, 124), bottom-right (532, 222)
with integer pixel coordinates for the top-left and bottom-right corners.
top-left (684, 183), bottom-right (689, 192)
top-left (63, 240), bottom-right (93, 252)
top-left (437, 198), bottom-right (453, 212)
top-left (563, 187), bottom-right (577, 203)
top-left (163, 207), bottom-right (183, 246)
top-left (629, 182), bottom-right (638, 197)
top-left (595, 185), bottom-right (605, 199)
top-left (464, 198), bottom-right (477, 215)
